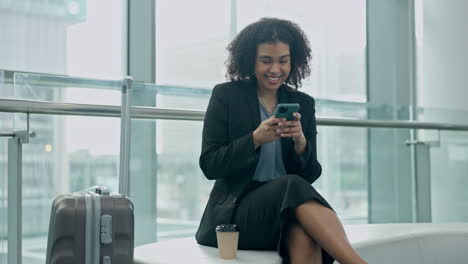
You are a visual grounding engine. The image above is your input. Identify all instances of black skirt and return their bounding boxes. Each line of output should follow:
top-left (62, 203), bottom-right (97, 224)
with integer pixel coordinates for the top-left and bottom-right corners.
top-left (232, 174), bottom-right (335, 264)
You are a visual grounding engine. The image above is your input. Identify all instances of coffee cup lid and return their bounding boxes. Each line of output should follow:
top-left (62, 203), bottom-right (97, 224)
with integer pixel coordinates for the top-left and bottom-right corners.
top-left (216, 224), bottom-right (239, 232)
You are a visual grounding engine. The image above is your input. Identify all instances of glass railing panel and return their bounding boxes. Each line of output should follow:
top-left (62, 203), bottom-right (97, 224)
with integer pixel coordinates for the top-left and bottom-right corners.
top-left (3, 71), bottom-right (468, 261)
top-left (317, 98), bottom-right (369, 119)
top-left (315, 126), bottom-right (369, 223)
top-left (8, 73), bottom-right (123, 263)
top-left (366, 127), bottom-right (414, 223)
top-left (429, 130), bottom-right (468, 222)
top-left (1, 128), bottom-right (12, 263)
top-left (153, 119), bottom-right (211, 241)
top-left (417, 105), bottom-right (468, 124)
top-left (125, 117), bottom-right (209, 243)
top-left (132, 82), bottom-right (211, 111)
top-left (12, 72), bottom-right (122, 105)
top-left (134, 83), bottom-right (419, 123)
top-left (415, 106), bottom-right (468, 222)
top-left (0, 70), bottom-right (7, 263)
top-left (318, 99), bottom-right (417, 122)
top-left (128, 83), bottom-right (210, 244)
top-left (5, 72), bottom-right (430, 123)
top-left (18, 114), bottom-right (121, 264)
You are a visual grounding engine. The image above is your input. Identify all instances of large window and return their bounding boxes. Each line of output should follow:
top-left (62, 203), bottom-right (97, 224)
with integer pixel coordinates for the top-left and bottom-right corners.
top-left (0, 1), bottom-right (125, 262)
top-left (154, 0), bottom-right (369, 232)
top-left (4, 2), bottom-right (468, 263)
top-left (155, 0), bottom-right (366, 102)
top-left (155, 0), bottom-right (231, 88)
top-left (415, 0), bottom-right (468, 222)
top-left (0, 0), bottom-right (125, 79)
top-left (1, 1), bottom-right (368, 262)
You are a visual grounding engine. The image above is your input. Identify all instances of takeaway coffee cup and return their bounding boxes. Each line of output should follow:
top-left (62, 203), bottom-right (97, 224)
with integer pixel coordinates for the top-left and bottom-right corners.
top-left (216, 224), bottom-right (239, 259)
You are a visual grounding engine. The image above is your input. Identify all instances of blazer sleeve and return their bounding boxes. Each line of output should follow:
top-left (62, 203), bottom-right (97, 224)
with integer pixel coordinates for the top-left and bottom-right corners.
top-left (289, 97), bottom-right (322, 184)
top-left (199, 85), bottom-right (259, 180)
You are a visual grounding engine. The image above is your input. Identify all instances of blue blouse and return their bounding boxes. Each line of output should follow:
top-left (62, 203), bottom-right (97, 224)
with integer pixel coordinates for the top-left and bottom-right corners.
top-left (252, 100), bottom-right (287, 182)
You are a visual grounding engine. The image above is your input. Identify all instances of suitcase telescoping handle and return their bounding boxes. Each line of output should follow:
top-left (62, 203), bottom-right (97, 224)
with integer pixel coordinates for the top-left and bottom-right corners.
top-left (81, 185), bottom-right (110, 195)
top-left (119, 76), bottom-right (133, 197)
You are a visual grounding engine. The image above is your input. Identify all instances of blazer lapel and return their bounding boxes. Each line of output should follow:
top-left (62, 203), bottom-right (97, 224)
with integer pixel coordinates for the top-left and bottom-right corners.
top-left (278, 84), bottom-right (292, 104)
top-left (243, 80), bottom-right (261, 132)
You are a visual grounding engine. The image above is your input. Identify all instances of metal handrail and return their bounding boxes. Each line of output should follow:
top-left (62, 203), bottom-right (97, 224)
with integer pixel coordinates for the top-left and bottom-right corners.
top-left (1, 98), bottom-right (468, 131)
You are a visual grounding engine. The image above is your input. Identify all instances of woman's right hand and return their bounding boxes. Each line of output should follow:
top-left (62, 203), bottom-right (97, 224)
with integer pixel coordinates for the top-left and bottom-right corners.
top-left (253, 116), bottom-right (283, 149)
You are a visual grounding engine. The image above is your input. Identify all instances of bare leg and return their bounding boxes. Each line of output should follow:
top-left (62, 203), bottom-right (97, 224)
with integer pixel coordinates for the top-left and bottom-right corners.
top-left (295, 201), bottom-right (367, 264)
top-left (287, 223), bottom-right (322, 264)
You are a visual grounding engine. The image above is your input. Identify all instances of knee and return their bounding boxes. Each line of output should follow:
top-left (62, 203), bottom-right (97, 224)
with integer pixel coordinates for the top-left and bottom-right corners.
top-left (287, 223), bottom-right (322, 262)
top-left (281, 174), bottom-right (307, 186)
top-left (287, 223), bottom-right (317, 249)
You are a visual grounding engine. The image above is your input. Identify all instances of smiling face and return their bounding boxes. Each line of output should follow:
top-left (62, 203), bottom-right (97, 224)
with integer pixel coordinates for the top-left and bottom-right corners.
top-left (254, 41), bottom-right (291, 93)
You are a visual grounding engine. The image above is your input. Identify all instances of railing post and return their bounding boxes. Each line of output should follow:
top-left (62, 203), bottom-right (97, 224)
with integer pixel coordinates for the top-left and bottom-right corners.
top-left (6, 130), bottom-right (33, 264)
top-left (119, 76), bottom-right (133, 197)
top-left (7, 136), bottom-right (21, 264)
top-left (414, 143), bottom-right (432, 222)
top-left (406, 139), bottom-right (436, 222)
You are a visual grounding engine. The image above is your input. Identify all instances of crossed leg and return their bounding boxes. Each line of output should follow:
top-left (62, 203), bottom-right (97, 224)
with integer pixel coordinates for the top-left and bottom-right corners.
top-left (287, 222), bottom-right (322, 264)
top-left (290, 200), bottom-right (367, 264)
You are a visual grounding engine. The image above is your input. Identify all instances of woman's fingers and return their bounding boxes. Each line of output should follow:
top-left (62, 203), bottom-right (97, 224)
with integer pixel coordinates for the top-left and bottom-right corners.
top-left (278, 121), bottom-right (301, 128)
top-left (276, 126), bottom-right (301, 134)
top-left (276, 113), bottom-right (302, 138)
top-left (276, 112), bottom-right (301, 127)
top-left (259, 114), bottom-right (304, 140)
top-left (265, 116), bottom-right (283, 125)
top-left (280, 131), bottom-right (303, 138)
top-left (293, 112), bottom-right (301, 121)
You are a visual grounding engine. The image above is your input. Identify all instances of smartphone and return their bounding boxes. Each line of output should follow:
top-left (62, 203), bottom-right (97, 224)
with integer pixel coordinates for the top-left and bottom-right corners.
top-left (273, 103), bottom-right (300, 121)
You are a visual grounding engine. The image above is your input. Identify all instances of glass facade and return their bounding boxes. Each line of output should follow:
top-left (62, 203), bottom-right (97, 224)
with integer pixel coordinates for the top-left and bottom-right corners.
top-left (0, 0), bottom-right (125, 79)
top-left (2, 0), bottom-right (468, 263)
top-left (155, 0), bottom-right (366, 102)
top-left (153, 0), bottom-right (368, 233)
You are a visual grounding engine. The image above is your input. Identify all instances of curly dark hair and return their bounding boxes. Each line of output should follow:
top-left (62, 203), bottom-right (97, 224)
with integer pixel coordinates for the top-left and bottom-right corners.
top-left (226, 17), bottom-right (312, 89)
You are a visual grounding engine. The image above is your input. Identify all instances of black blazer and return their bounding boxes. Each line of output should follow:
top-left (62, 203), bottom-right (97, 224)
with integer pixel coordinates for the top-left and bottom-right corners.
top-left (195, 80), bottom-right (322, 246)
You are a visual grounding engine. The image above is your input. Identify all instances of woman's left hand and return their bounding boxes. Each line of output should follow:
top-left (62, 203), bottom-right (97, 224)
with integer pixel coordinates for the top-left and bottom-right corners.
top-left (276, 112), bottom-right (307, 154)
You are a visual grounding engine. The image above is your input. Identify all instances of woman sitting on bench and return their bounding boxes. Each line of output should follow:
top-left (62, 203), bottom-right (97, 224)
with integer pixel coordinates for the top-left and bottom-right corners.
top-left (195, 17), bottom-right (367, 264)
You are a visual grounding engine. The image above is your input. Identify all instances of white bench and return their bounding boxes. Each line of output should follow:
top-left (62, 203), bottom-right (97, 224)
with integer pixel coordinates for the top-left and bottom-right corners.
top-left (134, 223), bottom-right (468, 264)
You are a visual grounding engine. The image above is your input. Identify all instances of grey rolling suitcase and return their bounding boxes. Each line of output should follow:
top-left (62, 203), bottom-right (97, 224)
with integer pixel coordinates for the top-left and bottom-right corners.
top-left (46, 77), bottom-right (135, 264)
